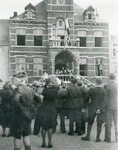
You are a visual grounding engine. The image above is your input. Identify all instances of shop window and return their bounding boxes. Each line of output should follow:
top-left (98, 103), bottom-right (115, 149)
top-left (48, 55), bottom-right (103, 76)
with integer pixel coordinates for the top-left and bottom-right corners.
top-left (95, 58), bottom-right (104, 76)
top-left (80, 37), bottom-right (86, 47)
top-left (17, 35), bottom-right (25, 45)
top-left (95, 37), bottom-right (102, 47)
top-left (79, 58), bottom-right (87, 76)
top-left (34, 36), bottom-right (42, 46)
top-left (16, 57), bottom-right (26, 72)
top-left (33, 58), bottom-right (43, 76)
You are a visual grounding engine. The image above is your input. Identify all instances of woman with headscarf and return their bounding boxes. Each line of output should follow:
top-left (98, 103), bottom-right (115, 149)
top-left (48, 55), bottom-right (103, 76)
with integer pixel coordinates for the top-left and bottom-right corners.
top-left (37, 77), bottom-right (59, 148)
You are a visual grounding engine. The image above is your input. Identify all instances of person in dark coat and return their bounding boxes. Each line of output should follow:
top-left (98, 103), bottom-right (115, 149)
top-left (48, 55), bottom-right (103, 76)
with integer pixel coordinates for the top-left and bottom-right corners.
top-left (0, 81), bottom-right (14, 137)
top-left (32, 81), bottom-right (43, 135)
top-left (56, 83), bottom-right (68, 133)
top-left (104, 73), bottom-right (118, 143)
top-left (76, 80), bottom-right (88, 135)
top-left (66, 76), bottom-right (86, 135)
top-left (37, 78), bottom-right (59, 148)
top-left (81, 78), bottom-right (107, 142)
top-left (11, 72), bottom-right (42, 150)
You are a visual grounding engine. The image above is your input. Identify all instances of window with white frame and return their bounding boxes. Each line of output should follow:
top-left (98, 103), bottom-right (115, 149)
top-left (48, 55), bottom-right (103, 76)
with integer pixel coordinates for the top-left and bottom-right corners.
top-left (94, 31), bottom-right (103, 47)
top-left (95, 58), bottom-right (104, 76)
top-left (16, 29), bottom-right (26, 45)
top-left (27, 11), bottom-right (33, 19)
top-left (33, 58), bottom-right (43, 76)
top-left (113, 63), bottom-right (118, 73)
top-left (113, 48), bottom-right (117, 57)
top-left (88, 13), bottom-right (92, 19)
top-left (34, 29), bottom-right (43, 46)
top-left (16, 57), bottom-right (26, 72)
top-left (78, 31), bottom-right (86, 47)
top-left (79, 58), bottom-right (87, 76)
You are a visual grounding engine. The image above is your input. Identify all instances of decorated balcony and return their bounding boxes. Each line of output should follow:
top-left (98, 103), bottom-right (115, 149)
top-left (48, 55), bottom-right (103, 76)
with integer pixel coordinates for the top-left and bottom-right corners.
top-left (49, 39), bottom-right (80, 47)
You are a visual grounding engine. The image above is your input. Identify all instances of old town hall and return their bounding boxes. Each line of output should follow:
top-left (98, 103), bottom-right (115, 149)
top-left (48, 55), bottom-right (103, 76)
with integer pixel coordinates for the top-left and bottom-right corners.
top-left (0, 0), bottom-right (109, 83)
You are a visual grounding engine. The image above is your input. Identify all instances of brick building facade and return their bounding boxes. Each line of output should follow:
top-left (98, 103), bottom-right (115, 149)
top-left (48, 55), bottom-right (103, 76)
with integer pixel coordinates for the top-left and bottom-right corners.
top-left (0, 0), bottom-right (110, 83)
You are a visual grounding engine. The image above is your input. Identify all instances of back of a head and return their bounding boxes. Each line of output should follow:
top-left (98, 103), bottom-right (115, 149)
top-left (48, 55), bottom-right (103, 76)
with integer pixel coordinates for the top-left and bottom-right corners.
top-left (96, 78), bottom-right (102, 85)
top-left (3, 81), bottom-right (11, 90)
top-left (77, 80), bottom-right (82, 86)
top-left (70, 76), bottom-right (77, 84)
top-left (32, 81), bottom-right (40, 87)
top-left (62, 83), bottom-right (66, 89)
top-left (109, 73), bottom-right (115, 80)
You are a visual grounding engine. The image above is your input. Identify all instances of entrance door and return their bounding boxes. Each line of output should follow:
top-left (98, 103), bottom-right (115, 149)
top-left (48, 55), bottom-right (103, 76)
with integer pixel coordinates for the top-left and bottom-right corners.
top-left (80, 65), bottom-right (87, 76)
top-left (55, 52), bottom-right (73, 74)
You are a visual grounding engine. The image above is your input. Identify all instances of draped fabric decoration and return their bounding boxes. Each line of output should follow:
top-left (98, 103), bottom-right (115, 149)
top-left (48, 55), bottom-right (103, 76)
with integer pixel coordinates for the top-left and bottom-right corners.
top-left (65, 16), bottom-right (70, 36)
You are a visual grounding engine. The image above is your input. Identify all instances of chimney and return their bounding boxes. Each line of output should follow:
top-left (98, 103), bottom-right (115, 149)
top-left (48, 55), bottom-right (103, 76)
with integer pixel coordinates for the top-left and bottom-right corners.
top-left (13, 11), bottom-right (18, 17)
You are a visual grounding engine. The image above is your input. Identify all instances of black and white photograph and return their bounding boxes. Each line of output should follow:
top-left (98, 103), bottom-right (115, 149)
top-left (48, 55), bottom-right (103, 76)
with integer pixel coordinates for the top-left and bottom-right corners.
top-left (0, 0), bottom-right (118, 150)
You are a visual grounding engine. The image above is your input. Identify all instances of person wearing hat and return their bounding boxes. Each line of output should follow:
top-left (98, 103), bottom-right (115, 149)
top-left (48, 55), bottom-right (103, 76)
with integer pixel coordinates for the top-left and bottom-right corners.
top-left (32, 81), bottom-right (43, 135)
top-left (81, 78), bottom-right (107, 142)
top-left (66, 76), bottom-right (86, 135)
top-left (37, 77), bottom-right (59, 148)
top-left (104, 73), bottom-right (118, 143)
top-left (11, 72), bottom-right (42, 150)
top-left (55, 82), bottom-right (68, 133)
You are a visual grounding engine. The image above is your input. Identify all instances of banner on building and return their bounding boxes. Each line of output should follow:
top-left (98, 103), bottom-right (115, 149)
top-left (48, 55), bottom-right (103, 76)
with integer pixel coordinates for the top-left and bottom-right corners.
top-left (65, 16), bottom-right (70, 36)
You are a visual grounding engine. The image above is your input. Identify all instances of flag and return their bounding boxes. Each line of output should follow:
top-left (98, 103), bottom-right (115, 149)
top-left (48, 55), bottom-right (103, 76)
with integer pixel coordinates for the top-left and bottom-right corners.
top-left (65, 16), bottom-right (70, 36)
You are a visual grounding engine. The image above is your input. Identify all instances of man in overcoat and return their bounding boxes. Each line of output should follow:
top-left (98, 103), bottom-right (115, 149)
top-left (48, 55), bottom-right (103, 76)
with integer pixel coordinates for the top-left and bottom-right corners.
top-left (66, 76), bottom-right (86, 135)
top-left (56, 83), bottom-right (68, 133)
top-left (11, 72), bottom-right (41, 150)
top-left (81, 78), bottom-right (107, 142)
top-left (104, 73), bottom-right (118, 143)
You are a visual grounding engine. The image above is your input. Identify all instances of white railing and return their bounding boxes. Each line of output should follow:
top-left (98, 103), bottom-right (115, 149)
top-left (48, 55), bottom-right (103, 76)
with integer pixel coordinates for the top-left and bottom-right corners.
top-left (56, 74), bottom-right (71, 82)
top-left (78, 75), bottom-right (95, 87)
top-left (55, 74), bottom-right (95, 86)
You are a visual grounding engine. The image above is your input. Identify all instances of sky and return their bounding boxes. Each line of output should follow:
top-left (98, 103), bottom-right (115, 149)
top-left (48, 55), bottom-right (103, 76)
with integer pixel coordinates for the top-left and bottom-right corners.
top-left (0, 0), bottom-right (118, 36)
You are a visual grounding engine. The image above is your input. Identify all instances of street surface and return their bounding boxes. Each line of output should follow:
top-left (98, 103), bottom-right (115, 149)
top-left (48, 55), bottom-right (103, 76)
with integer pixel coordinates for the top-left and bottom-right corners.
top-left (0, 118), bottom-right (117, 150)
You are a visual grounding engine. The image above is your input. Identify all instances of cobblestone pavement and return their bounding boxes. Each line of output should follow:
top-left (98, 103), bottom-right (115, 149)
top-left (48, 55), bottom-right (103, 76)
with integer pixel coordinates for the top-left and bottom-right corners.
top-left (0, 118), bottom-right (117, 150)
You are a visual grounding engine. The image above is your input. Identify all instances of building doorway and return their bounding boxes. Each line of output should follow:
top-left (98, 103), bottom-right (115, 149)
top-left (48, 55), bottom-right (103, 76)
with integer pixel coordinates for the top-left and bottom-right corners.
top-left (55, 52), bottom-right (73, 74)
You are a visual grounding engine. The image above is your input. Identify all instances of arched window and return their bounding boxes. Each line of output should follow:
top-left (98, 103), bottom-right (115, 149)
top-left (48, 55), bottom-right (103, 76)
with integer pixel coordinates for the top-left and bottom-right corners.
top-left (57, 19), bottom-right (65, 28)
top-left (88, 13), bottom-right (92, 19)
top-left (27, 11), bottom-right (32, 19)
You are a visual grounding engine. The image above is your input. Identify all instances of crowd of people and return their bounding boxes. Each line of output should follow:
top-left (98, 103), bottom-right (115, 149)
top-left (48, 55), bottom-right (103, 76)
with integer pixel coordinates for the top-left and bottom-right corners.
top-left (0, 72), bottom-right (117, 150)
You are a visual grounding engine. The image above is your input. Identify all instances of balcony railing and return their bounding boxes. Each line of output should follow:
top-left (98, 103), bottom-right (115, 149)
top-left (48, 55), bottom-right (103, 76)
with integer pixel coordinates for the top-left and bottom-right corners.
top-left (49, 39), bottom-right (80, 47)
top-left (55, 74), bottom-right (95, 87)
